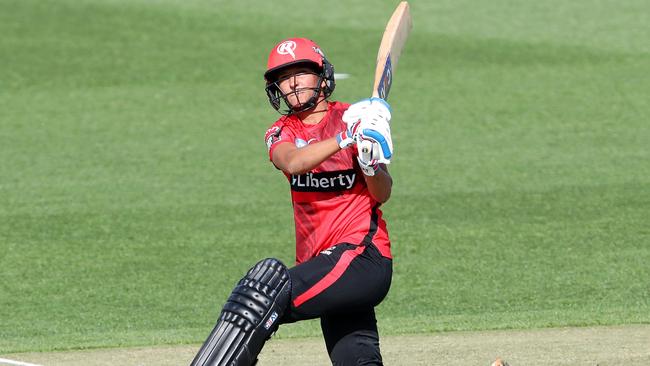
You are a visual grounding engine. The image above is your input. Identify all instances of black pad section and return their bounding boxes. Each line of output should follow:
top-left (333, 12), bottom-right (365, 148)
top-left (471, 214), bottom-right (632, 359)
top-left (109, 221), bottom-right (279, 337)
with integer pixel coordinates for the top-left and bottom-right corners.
top-left (190, 258), bottom-right (291, 366)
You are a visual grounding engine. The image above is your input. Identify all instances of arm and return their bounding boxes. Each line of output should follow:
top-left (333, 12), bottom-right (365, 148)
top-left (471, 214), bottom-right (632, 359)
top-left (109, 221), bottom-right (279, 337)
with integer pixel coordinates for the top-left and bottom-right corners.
top-left (271, 137), bottom-right (341, 175)
top-left (271, 117), bottom-right (360, 175)
top-left (363, 164), bottom-right (392, 203)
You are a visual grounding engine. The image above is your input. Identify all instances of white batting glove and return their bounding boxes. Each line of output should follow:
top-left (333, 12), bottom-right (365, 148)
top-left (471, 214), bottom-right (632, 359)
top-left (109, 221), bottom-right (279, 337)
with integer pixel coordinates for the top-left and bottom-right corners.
top-left (356, 139), bottom-right (381, 176)
top-left (357, 157), bottom-right (379, 176)
top-left (354, 99), bottom-right (393, 164)
top-left (342, 97), bottom-right (392, 130)
top-left (342, 99), bottom-right (372, 128)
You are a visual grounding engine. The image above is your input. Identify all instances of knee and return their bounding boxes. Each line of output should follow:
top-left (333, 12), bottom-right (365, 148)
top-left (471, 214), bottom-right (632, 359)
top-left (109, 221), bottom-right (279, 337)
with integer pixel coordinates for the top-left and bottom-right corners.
top-left (329, 331), bottom-right (383, 366)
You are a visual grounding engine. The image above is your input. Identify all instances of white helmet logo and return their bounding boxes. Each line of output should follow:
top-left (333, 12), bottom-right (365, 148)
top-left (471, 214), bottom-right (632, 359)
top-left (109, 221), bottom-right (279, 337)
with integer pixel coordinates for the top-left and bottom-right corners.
top-left (277, 40), bottom-right (297, 60)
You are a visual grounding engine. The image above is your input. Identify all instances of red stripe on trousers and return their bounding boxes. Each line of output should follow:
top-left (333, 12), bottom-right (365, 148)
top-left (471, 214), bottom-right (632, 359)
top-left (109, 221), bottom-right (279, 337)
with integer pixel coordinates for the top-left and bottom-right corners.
top-left (292, 245), bottom-right (367, 308)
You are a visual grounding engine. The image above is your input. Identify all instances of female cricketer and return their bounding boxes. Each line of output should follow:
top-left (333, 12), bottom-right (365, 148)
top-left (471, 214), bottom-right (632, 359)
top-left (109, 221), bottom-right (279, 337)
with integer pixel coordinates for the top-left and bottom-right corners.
top-left (191, 37), bottom-right (395, 366)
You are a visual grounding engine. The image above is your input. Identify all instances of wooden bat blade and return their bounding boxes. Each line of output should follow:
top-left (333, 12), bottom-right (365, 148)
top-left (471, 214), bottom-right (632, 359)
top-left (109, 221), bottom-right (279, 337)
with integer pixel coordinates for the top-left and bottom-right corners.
top-left (372, 1), bottom-right (413, 100)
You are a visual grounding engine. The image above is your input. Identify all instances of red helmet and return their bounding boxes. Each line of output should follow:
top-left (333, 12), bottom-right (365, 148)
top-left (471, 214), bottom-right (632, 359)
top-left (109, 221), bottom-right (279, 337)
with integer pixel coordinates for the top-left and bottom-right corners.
top-left (264, 38), bottom-right (336, 114)
top-left (265, 38), bottom-right (324, 80)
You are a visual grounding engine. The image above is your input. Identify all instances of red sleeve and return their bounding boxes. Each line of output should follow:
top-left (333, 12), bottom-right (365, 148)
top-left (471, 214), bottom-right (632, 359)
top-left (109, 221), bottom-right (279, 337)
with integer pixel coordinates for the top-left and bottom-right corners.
top-left (264, 121), bottom-right (296, 161)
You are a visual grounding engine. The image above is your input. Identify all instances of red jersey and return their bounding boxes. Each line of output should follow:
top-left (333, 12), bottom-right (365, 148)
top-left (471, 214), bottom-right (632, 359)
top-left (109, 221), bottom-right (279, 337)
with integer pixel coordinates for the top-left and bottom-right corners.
top-left (264, 101), bottom-right (391, 264)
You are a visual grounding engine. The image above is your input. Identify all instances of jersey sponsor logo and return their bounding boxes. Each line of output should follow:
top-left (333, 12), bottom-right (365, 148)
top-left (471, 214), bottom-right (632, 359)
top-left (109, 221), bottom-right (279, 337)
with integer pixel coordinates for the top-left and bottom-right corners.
top-left (276, 40), bottom-right (297, 59)
top-left (295, 138), bottom-right (307, 148)
top-left (295, 138), bottom-right (316, 148)
top-left (291, 169), bottom-right (356, 192)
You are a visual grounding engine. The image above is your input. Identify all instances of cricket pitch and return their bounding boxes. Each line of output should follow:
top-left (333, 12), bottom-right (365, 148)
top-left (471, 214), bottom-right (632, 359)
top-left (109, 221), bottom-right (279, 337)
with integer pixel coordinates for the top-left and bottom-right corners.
top-left (2, 325), bottom-right (649, 366)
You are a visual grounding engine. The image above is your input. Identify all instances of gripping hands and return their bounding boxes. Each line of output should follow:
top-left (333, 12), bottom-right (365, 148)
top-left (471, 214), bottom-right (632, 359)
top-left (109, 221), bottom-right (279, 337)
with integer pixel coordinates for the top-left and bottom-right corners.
top-left (341, 98), bottom-right (393, 175)
top-left (336, 118), bottom-right (361, 149)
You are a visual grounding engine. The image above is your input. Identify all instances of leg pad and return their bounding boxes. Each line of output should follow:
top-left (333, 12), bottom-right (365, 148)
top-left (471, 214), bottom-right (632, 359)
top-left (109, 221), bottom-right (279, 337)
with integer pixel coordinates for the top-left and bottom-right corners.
top-left (190, 258), bottom-right (291, 366)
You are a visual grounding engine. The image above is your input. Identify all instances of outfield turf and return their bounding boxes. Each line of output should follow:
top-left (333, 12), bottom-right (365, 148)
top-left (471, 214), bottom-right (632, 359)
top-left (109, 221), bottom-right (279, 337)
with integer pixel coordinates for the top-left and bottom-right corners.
top-left (1, 0), bottom-right (649, 354)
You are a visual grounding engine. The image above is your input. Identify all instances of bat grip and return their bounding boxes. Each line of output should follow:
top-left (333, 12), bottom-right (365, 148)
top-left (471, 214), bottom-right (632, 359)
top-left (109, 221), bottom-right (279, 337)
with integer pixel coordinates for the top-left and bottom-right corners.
top-left (361, 129), bottom-right (392, 160)
top-left (359, 140), bottom-right (373, 165)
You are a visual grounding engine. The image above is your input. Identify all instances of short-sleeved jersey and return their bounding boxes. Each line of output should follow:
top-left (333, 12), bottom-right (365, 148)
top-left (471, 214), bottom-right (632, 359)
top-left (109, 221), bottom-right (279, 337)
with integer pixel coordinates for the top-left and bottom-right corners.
top-left (264, 101), bottom-right (391, 264)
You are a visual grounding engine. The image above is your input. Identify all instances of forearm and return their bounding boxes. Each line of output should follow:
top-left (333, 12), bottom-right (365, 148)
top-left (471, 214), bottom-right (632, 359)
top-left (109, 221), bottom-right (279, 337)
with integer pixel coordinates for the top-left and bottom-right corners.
top-left (363, 165), bottom-right (392, 203)
top-left (280, 137), bottom-right (340, 175)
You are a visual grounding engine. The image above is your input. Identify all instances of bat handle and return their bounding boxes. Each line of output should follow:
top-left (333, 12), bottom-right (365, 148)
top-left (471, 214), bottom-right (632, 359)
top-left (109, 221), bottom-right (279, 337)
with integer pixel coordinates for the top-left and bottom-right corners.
top-left (359, 140), bottom-right (373, 162)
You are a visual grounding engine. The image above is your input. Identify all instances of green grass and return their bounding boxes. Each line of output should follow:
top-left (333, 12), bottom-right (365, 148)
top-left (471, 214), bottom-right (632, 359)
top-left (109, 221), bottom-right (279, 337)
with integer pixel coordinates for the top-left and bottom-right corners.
top-left (1, 0), bottom-right (649, 354)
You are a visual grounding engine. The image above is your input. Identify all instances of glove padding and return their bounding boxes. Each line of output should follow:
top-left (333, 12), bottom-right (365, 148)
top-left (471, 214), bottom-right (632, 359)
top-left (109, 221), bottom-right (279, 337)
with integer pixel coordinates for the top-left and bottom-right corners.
top-left (357, 135), bottom-right (392, 176)
top-left (342, 97), bottom-right (392, 124)
top-left (357, 156), bottom-right (379, 176)
top-left (342, 98), bottom-right (393, 164)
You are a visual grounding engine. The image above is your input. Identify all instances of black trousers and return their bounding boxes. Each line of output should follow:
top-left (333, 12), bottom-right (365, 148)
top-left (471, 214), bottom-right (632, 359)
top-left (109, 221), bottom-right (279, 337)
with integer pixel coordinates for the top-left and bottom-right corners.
top-left (281, 242), bottom-right (393, 365)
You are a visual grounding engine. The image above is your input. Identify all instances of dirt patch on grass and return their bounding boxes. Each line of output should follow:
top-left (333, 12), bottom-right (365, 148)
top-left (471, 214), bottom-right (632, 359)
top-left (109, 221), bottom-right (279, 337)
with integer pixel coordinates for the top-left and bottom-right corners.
top-left (2, 325), bottom-right (648, 365)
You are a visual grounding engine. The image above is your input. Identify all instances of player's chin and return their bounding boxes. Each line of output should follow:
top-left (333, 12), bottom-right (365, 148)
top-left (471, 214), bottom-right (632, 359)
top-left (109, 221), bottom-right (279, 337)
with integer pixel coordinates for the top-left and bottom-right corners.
top-left (288, 95), bottom-right (310, 110)
top-left (286, 96), bottom-right (299, 106)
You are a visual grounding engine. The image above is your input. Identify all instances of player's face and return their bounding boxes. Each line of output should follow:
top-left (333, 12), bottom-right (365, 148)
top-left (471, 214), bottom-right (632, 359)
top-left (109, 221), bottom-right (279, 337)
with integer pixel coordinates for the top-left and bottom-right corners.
top-left (275, 66), bottom-right (321, 108)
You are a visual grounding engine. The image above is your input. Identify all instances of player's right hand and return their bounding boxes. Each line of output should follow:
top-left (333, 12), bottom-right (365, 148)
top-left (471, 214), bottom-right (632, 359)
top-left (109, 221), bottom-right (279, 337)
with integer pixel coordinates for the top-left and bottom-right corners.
top-left (357, 119), bottom-right (392, 164)
top-left (356, 142), bottom-right (380, 176)
top-left (357, 156), bottom-right (379, 176)
top-left (343, 98), bottom-right (393, 162)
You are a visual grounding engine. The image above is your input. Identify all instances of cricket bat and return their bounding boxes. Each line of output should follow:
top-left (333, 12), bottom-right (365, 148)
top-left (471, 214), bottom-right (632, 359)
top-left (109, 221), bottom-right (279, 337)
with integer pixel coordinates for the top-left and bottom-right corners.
top-left (360, 1), bottom-right (413, 160)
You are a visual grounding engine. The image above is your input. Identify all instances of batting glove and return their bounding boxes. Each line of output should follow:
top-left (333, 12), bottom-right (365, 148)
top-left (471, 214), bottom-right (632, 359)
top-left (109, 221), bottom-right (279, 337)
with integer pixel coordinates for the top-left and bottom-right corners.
top-left (357, 154), bottom-right (380, 176)
top-left (357, 131), bottom-right (387, 176)
top-left (356, 99), bottom-right (393, 164)
top-left (343, 97), bottom-right (392, 125)
top-left (336, 118), bottom-right (361, 149)
top-left (343, 98), bottom-right (393, 162)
